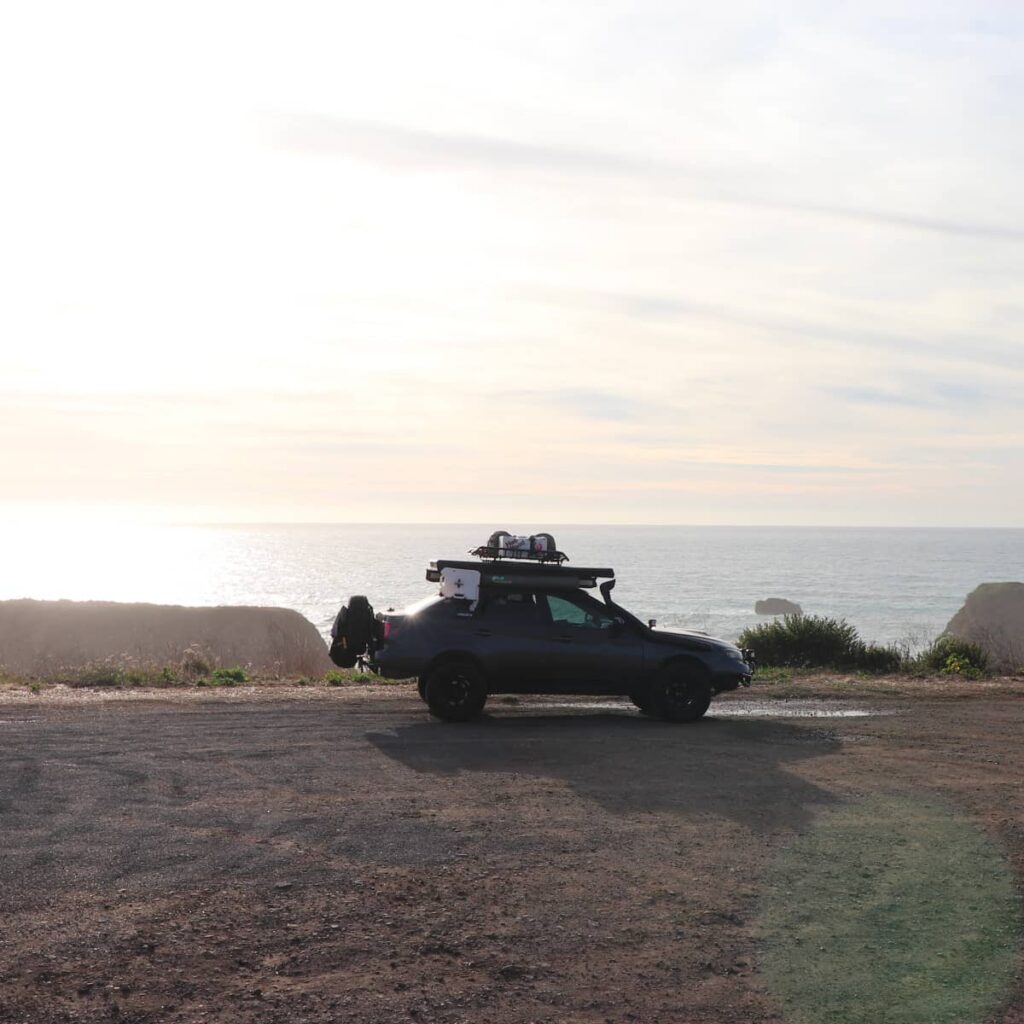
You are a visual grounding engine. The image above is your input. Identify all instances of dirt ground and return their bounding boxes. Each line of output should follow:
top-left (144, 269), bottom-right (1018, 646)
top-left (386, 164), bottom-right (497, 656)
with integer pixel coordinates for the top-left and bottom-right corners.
top-left (1, 686), bottom-right (1022, 1024)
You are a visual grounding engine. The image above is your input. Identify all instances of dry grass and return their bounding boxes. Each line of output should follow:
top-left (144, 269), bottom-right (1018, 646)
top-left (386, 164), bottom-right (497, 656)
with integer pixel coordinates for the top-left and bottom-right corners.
top-left (3, 666), bottom-right (1023, 706)
top-left (0, 663), bottom-right (411, 701)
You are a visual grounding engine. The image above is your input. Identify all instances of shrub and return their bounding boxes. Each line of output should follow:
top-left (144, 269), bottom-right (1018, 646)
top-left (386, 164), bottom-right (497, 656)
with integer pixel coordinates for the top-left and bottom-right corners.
top-left (740, 615), bottom-right (861, 669)
top-left (739, 615), bottom-right (905, 674)
top-left (71, 661), bottom-right (127, 687)
top-left (324, 670), bottom-right (347, 687)
top-left (180, 645), bottom-right (212, 679)
top-left (852, 643), bottom-right (904, 674)
top-left (211, 666), bottom-right (247, 684)
top-left (918, 635), bottom-right (988, 676)
top-left (941, 654), bottom-right (983, 680)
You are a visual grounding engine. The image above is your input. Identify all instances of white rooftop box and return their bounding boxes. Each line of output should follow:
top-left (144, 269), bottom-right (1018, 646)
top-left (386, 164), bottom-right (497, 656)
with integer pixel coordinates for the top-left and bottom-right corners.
top-left (440, 567), bottom-right (481, 602)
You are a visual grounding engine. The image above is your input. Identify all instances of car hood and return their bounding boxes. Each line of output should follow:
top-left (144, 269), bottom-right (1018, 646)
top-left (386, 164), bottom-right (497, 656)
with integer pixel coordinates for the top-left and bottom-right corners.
top-left (650, 626), bottom-right (743, 656)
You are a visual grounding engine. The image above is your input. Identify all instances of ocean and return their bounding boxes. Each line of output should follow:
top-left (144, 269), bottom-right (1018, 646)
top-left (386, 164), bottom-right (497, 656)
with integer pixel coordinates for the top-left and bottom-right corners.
top-left (2, 523), bottom-right (1021, 650)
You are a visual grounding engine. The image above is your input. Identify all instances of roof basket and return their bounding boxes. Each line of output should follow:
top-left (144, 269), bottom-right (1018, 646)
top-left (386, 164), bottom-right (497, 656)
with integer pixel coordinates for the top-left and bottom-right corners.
top-left (470, 530), bottom-right (568, 565)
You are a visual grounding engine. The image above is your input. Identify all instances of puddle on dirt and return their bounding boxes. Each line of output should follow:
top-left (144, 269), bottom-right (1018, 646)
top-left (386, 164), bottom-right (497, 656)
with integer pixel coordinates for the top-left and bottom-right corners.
top-left (510, 700), bottom-right (892, 719)
top-left (712, 702), bottom-right (890, 718)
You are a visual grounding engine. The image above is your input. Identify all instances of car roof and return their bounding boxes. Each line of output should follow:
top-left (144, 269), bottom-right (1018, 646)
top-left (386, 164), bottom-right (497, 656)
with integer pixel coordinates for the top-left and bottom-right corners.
top-left (429, 559), bottom-right (614, 591)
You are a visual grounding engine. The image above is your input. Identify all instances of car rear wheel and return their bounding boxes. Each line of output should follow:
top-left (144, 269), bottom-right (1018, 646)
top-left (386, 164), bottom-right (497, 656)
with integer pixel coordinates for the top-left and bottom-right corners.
top-left (652, 663), bottom-right (712, 722)
top-left (423, 661), bottom-right (487, 722)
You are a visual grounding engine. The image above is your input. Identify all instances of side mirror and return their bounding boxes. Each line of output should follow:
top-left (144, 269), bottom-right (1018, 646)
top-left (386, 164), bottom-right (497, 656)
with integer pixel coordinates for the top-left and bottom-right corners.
top-left (648, 618), bottom-right (657, 629)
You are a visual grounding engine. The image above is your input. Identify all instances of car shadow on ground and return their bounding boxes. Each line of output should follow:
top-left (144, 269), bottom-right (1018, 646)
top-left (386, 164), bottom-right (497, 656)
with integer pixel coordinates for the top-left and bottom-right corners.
top-left (366, 713), bottom-right (841, 832)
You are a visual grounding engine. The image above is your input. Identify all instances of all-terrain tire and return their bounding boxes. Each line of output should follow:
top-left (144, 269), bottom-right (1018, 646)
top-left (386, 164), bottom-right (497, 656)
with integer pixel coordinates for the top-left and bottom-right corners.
top-left (651, 662), bottom-right (712, 722)
top-left (344, 595), bottom-right (374, 654)
top-left (423, 660), bottom-right (488, 722)
top-left (328, 595), bottom-right (374, 667)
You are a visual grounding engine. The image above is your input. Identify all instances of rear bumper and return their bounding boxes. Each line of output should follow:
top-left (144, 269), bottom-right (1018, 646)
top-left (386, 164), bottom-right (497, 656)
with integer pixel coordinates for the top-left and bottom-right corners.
top-left (369, 649), bottom-right (421, 680)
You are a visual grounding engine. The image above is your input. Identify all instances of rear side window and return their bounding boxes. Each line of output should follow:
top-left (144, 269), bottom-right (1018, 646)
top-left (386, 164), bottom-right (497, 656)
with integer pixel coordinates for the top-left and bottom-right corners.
top-left (480, 591), bottom-right (541, 623)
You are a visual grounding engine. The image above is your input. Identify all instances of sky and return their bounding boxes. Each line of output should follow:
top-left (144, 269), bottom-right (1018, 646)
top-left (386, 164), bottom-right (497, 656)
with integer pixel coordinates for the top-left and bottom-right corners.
top-left (2, 1), bottom-right (1023, 526)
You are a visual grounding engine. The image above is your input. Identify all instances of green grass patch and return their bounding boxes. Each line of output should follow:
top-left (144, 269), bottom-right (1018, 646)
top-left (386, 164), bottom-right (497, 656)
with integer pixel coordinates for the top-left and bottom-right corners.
top-left (752, 666), bottom-right (797, 685)
top-left (320, 669), bottom-right (400, 686)
top-left (759, 796), bottom-right (1019, 1024)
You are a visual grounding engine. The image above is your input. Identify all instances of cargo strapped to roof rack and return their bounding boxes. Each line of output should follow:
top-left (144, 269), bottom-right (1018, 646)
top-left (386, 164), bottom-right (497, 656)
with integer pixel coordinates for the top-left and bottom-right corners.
top-left (471, 530), bottom-right (568, 564)
top-left (470, 544), bottom-right (568, 565)
top-left (427, 559), bottom-right (614, 591)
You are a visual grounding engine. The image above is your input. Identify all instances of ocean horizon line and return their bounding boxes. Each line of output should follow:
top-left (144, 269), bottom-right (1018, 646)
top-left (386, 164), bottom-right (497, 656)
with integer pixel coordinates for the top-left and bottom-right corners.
top-left (163, 522), bottom-right (1024, 531)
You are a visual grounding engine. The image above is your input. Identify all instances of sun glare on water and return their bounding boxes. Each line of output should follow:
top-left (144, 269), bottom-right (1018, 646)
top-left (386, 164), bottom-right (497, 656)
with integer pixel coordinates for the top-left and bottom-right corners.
top-left (0, 519), bottom-right (234, 608)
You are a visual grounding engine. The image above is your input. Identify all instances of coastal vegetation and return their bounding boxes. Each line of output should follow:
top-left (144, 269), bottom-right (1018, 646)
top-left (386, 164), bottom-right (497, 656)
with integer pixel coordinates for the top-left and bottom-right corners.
top-left (0, 658), bottom-right (397, 693)
top-left (739, 615), bottom-right (991, 677)
top-left (739, 615), bottom-right (902, 673)
top-left (917, 634), bottom-right (989, 679)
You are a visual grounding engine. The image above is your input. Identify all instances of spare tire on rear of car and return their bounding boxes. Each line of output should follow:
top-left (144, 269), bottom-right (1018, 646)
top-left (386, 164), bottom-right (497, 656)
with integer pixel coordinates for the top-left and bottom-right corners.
top-left (328, 595), bottom-right (375, 668)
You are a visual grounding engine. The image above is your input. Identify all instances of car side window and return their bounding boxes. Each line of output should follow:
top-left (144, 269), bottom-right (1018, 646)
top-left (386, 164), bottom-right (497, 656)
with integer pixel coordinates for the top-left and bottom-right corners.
top-left (545, 593), bottom-right (615, 630)
top-left (480, 592), bottom-right (540, 624)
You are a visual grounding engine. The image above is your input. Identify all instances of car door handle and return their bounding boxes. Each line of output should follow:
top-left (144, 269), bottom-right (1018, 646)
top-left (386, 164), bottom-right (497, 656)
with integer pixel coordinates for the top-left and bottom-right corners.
top-left (476, 629), bottom-right (493, 637)
top-left (554, 635), bottom-right (572, 644)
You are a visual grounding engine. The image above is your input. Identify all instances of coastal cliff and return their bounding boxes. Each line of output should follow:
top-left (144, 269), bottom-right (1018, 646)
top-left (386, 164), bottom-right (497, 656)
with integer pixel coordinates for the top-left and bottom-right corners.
top-left (0, 599), bottom-right (333, 678)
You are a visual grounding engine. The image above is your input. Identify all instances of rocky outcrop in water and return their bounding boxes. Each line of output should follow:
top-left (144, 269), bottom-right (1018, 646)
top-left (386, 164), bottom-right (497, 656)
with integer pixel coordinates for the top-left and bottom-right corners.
top-left (944, 583), bottom-right (1024, 671)
top-left (0, 599), bottom-right (333, 678)
top-left (755, 598), bottom-right (803, 616)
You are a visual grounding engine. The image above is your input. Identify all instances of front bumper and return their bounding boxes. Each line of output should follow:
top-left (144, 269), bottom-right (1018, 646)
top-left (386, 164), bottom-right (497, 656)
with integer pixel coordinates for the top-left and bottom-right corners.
top-left (740, 647), bottom-right (755, 684)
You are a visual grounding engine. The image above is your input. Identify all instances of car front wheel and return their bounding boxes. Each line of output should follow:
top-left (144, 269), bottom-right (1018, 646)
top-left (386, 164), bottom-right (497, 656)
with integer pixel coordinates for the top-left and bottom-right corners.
top-left (423, 661), bottom-right (488, 722)
top-left (651, 663), bottom-right (712, 722)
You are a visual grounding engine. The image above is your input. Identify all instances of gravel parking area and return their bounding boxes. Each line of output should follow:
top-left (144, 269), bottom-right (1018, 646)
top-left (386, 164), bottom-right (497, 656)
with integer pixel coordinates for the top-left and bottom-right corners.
top-left (1, 689), bottom-right (1022, 1023)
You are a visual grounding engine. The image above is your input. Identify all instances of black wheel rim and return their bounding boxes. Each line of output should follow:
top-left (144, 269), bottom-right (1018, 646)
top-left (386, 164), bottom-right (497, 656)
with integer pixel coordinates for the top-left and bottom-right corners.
top-left (665, 677), bottom-right (700, 711)
top-left (439, 672), bottom-right (474, 709)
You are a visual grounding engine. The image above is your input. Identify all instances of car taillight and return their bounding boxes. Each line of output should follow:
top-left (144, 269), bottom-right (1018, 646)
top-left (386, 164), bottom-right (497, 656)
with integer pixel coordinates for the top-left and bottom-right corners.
top-left (383, 620), bottom-right (397, 639)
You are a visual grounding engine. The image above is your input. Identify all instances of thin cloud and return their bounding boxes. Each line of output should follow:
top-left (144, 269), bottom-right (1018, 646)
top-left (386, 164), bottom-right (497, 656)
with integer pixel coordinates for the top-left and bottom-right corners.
top-left (828, 380), bottom-right (1000, 410)
top-left (267, 112), bottom-right (675, 178)
top-left (495, 387), bottom-right (658, 423)
top-left (521, 287), bottom-right (1024, 374)
top-left (268, 113), bottom-right (1024, 243)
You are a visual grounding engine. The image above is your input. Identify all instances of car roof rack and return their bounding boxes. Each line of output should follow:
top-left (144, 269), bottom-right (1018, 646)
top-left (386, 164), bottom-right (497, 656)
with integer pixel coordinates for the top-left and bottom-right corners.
top-left (470, 530), bottom-right (569, 565)
top-left (469, 543), bottom-right (569, 565)
top-left (428, 559), bottom-right (614, 591)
